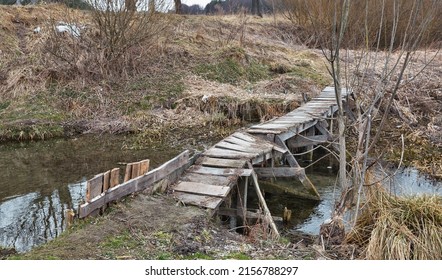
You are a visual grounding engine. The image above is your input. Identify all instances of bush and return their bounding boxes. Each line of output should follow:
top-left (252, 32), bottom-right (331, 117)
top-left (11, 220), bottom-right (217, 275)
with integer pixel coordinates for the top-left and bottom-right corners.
top-left (281, 0), bottom-right (442, 49)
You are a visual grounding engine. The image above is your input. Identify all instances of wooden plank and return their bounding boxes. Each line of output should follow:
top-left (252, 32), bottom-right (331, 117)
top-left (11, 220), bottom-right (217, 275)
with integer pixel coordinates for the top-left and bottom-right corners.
top-left (139, 159), bottom-right (150, 174)
top-left (215, 141), bottom-right (270, 154)
top-left (103, 170), bottom-right (110, 192)
top-left (124, 163), bottom-right (132, 182)
top-left (224, 135), bottom-right (274, 150)
top-left (131, 162), bottom-right (140, 179)
top-left (203, 147), bottom-right (257, 159)
top-left (173, 192), bottom-right (223, 209)
top-left (250, 123), bottom-right (291, 130)
top-left (254, 167), bottom-right (304, 178)
top-left (232, 132), bottom-right (258, 143)
top-left (181, 173), bottom-right (233, 186)
top-left (199, 157), bottom-right (246, 168)
top-left (188, 166), bottom-right (252, 177)
top-left (247, 128), bottom-right (286, 135)
top-left (110, 168), bottom-right (120, 188)
top-left (86, 174), bottom-right (103, 202)
top-left (173, 181), bottom-right (230, 197)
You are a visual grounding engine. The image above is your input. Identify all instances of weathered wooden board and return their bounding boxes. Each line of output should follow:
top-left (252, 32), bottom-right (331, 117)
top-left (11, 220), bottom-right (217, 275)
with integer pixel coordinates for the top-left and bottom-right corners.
top-left (199, 157), bottom-right (246, 168)
top-left (188, 165), bottom-right (252, 177)
top-left (232, 132), bottom-right (258, 143)
top-left (103, 170), bottom-right (110, 192)
top-left (247, 128), bottom-right (286, 135)
top-left (124, 163), bottom-right (132, 182)
top-left (173, 182), bottom-right (230, 197)
top-left (215, 141), bottom-right (265, 154)
top-left (224, 135), bottom-right (257, 147)
top-left (139, 159), bottom-right (150, 175)
top-left (250, 123), bottom-right (291, 130)
top-left (254, 167), bottom-right (304, 178)
top-left (181, 173), bottom-right (233, 186)
top-left (110, 168), bottom-right (120, 188)
top-left (203, 148), bottom-right (257, 159)
top-left (86, 173), bottom-right (103, 202)
top-left (131, 162), bottom-right (140, 179)
top-left (173, 192), bottom-right (223, 209)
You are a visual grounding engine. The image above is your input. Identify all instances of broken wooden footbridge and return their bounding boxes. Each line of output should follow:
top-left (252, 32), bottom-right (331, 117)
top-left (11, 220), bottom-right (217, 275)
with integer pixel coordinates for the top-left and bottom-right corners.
top-left (78, 87), bottom-right (351, 237)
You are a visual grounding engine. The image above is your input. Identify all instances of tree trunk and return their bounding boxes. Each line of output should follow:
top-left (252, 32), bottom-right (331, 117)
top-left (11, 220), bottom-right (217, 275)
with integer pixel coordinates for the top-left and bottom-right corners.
top-left (149, 0), bottom-right (155, 14)
top-left (174, 0), bottom-right (182, 14)
top-left (252, 0), bottom-right (263, 17)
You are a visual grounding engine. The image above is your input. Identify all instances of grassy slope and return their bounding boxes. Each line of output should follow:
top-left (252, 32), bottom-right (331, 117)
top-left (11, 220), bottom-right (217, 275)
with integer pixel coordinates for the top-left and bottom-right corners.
top-left (0, 4), bottom-right (330, 144)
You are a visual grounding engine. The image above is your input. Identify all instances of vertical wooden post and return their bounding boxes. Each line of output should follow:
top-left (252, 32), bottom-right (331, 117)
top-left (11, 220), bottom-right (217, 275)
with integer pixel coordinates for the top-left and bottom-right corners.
top-left (306, 127), bottom-right (315, 162)
top-left (236, 177), bottom-right (249, 229)
top-left (64, 209), bottom-right (75, 229)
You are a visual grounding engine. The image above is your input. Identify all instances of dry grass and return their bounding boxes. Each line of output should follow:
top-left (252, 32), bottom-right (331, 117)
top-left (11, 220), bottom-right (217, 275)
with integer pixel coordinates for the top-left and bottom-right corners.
top-left (346, 185), bottom-right (442, 260)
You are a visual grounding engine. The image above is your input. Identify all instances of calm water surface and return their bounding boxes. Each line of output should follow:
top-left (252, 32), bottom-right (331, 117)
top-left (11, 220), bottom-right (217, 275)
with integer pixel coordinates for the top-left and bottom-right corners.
top-left (0, 135), bottom-right (179, 252)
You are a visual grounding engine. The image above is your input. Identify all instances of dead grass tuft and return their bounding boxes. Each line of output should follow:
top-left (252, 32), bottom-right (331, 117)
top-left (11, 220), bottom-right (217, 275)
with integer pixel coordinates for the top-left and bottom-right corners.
top-left (346, 185), bottom-right (442, 260)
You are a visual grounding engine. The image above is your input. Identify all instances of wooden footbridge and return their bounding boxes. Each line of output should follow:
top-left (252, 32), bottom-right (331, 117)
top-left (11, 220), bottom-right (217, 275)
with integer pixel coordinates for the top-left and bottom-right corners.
top-left (78, 87), bottom-right (350, 237)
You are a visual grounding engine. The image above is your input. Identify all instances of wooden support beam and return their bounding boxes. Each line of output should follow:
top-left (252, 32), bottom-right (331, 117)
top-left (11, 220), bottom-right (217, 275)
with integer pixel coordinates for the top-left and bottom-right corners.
top-left (254, 167), bottom-right (304, 178)
top-left (218, 208), bottom-right (283, 222)
top-left (248, 162), bottom-right (279, 238)
top-left (287, 134), bottom-right (328, 149)
top-left (275, 136), bottom-right (320, 199)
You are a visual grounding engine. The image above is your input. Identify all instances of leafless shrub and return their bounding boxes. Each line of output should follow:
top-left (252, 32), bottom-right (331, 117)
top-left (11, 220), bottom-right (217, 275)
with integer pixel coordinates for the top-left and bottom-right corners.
top-left (46, 0), bottom-right (172, 80)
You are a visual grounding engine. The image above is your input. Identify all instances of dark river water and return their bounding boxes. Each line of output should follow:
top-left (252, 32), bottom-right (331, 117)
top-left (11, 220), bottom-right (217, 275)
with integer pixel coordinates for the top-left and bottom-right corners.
top-left (1, 136), bottom-right (441, 252)
top-left (0, 135), bottom-right (179, 252)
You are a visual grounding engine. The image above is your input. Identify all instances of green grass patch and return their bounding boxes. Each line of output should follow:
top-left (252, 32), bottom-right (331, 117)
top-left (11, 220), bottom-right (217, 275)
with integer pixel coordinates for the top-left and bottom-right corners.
top-left (224, 252), bottom-right (251, 260)
top-left (194, 58), bottom-right (269, 85)
top-left (102, 231), bottom-right (139, 250)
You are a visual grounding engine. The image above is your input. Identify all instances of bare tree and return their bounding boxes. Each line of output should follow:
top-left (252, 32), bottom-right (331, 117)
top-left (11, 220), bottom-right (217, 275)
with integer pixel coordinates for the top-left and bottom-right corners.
top-left (174, 0), bottom-right (182, 14)
top-left (251, 0), bottom-right (262, 17)
top-left (284, 0), bottom-right (440, 239)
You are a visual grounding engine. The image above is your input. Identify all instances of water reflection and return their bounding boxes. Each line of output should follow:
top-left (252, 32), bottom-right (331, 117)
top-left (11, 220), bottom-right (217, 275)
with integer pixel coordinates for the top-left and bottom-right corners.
top-left (0, 136), bottom-right (178, 252)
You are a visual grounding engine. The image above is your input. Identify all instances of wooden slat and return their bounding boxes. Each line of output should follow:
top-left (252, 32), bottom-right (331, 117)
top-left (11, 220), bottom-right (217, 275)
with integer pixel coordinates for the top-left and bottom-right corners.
top-left (203, 147), bottom-right (257, 159)
top-left (224, 135), bottom-right (274, 150)
top-left (215, 141), bottom-right (269, 154)
top-left (181, 173), bottom-right (233, 186)
top-left (173, 192), bottom-right (223, 209)
top-left (199, 157), bottom-right (246, 168)
top-left (247, 128), bottom-right (286, 134)
top-left (188, 166), bottom-right (252, 177)
top-left (103, 170), bottom-right (110, 192)
top-left (232, 132), bottom-right (257, 143)
top-left (250, 123), bottom-right (291, 130)
top-left (139, 159), bottom-right (150, 175)
top-left (131, 162), bottom-right (140, 179)
top-left (124, 163), bottom-right (132, 182)
top-left (110, 168), bottom-right (120, 188)
top-left (173, 182), bottom-right (230, 197)
top-left (254, 167), bottom-right (304, 178)
top-left (86, 174), bottom-right (103, 202)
